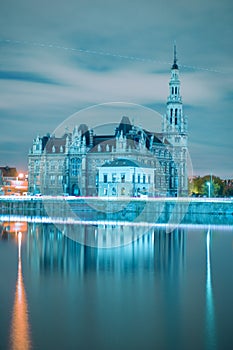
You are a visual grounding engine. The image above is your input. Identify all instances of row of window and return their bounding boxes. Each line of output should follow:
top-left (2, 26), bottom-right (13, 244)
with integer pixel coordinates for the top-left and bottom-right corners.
top-left (32, 160), bottom-right (64, 173)
top-left (103, 186), bottom-right (147, 196)
top-left (170, 108), bottom-right (181, 117)
top-left (103, 173), bottom-right (151, 184)
top-left (49, 175), bottom-right (63, 186)
top-left (171, 86), bottom-right (179, 95)
top-left (155, 149), bottom-right (171, 159)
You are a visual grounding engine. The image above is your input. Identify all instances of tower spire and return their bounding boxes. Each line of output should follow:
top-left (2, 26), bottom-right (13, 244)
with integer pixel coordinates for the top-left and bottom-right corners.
top-left (172, 42), bottom-right (178, 70)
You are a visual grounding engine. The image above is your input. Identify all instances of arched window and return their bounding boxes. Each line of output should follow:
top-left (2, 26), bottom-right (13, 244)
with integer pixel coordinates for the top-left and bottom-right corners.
top-left (175, 109), bottom-right (178, 116)
top-left (172, 87), bottom-right (174, 94)
top-left (175, 87), bottom-right (177, 94)
top-left (170, 109), bottom-right (173, 117)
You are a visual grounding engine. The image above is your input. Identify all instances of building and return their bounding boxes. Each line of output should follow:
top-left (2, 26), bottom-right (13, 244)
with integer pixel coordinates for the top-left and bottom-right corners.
top-left (98, 158), bottom-right (155, 197)
top-left (28, 47), bottom-right (188, 197)
top-left (0, 166), bottom-right (28, 195)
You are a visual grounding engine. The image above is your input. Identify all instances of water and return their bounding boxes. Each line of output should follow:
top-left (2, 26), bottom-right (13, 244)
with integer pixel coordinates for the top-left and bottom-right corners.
top-left (0, 220), bottom-right (233, 350)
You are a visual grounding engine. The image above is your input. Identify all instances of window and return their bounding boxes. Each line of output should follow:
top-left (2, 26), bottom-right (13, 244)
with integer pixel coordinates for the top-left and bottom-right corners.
top-left (138, 174), bottom-right (140, 183)
top-left (96, 173), bottom-right (99, 186)
top-left (112, 173), bottom-right (117, 182)
top-left (170, 109), bottom-right (173, 117)
top-left (121, 174), bottom-right (125, 183)
top-left (143, 175), bottom-right (146, 184)
top-left (175, 108), bottom-right (178, 117)
top-left (50, 175), bottom-right (55, 185)
top-left (112, 187), bottom-right (116, 196)
top-left (58, 160), bottom-right (63, 171)
top-left (148, 175), bottom-right (151, 184)
top-left (58, 175), bottom-right (63, 185)
top-left (104, 188), bottom-right (108, 195)
top-left (172, 87), bottom-right (174, 94)
top-left (35, 160), bottom-right (40, 174)
top-left (71, 158), bottom-right (78, 176)
top-left (121, 187), bottom-right (125, 195)
top-left (50, 161), bottom-right (56, 172)
top-left (175, 117), bottom-right (177, 125)
top-left (175, 87), bottom-right (177, 94)
top-left (103, 174), bottom-right (108, 183)
top-left (132, 174), bottom-right (135, 183)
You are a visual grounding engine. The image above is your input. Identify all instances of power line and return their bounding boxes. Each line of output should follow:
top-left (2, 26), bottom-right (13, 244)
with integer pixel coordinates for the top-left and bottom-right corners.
top-left (0, 38), bottom-right (225, 74)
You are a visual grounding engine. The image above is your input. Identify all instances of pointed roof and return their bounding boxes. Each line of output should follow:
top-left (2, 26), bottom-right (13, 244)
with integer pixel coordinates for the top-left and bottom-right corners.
top-left (118, 116), bottom-right (132, 135)
top-left (172, 43), bottom-right (179, 70)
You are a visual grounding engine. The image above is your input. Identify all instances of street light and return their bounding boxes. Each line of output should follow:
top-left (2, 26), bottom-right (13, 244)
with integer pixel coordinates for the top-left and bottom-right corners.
top-left (206, 181), bottom-right (211, 198)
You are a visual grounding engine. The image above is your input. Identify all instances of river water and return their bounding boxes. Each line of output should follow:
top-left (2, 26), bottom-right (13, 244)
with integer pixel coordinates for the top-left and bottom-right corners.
top-left (0, 219), bottom-right (233, 350)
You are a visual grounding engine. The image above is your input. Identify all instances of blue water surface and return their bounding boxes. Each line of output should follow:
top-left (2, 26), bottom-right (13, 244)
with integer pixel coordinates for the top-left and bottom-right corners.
top-left (0, 221), bottom-right (233, 350)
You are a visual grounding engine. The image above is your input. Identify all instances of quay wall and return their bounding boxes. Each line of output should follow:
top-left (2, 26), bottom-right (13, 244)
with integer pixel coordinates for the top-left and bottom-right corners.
top-left (0, 197), bottom-right (233, 225)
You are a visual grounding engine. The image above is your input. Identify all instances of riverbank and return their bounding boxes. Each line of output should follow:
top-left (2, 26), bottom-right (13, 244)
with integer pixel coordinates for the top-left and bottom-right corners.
top-left (0, 196), bottom-right (233, 225)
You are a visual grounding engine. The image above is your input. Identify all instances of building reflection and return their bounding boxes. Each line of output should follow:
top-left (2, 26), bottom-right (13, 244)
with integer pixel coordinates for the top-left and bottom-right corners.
top-left (10, 231), bottom-right (31, 350)
top-left (26, 222), bottom-right (185, 278)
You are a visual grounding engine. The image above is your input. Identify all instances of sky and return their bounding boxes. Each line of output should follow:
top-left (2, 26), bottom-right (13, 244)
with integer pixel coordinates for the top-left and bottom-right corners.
top-left (0, 0), bottom-right (232, 178)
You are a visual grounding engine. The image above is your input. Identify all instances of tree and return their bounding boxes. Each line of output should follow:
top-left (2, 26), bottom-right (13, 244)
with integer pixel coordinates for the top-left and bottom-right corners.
top-left (190, 175), bottom-right (225, 197)
top-left (223, 180), bottom-right (233, 197)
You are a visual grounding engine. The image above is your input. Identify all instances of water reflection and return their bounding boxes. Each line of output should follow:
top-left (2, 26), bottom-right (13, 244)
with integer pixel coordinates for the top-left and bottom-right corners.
top-left (0, 221), bottom-right (27, 239)
top-left (206, 228), bottom-right (216, 349)
top-left (1, 219), bottom-right (229, 350)
top-left (10, 230), bottom-right (31, 350)
top-left (26, 222), bottom-right (185, 277)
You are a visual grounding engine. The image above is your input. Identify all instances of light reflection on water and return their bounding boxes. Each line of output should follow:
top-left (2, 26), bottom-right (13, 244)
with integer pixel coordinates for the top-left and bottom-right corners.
top-left (0, 219), bottom-right (233, 350)
top-left (10, 230), bottom-right (31, 350)
top-left (205, 228), bottom-right (216, 350)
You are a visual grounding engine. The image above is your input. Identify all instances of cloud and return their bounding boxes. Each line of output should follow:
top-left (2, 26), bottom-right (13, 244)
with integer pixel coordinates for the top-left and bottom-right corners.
top-left (0, 70), bottom-right (59, 85)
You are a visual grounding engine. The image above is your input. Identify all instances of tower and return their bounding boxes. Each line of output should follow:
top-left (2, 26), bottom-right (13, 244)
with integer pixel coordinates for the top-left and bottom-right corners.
top-left (163, 44), bottom-right (187, 147)
top-left (162, 45), bottom-right (188, 196)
